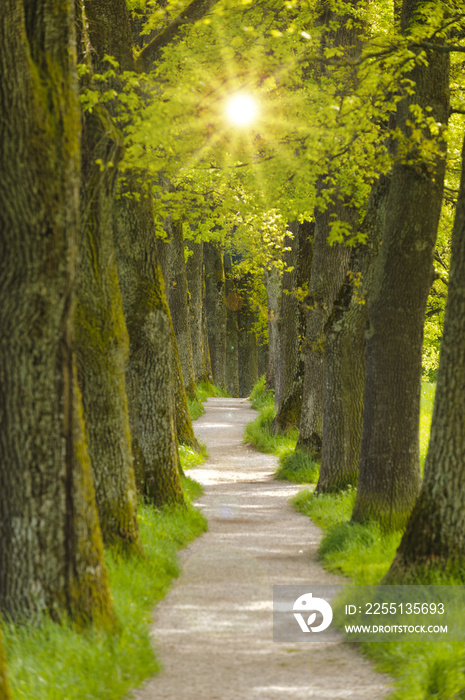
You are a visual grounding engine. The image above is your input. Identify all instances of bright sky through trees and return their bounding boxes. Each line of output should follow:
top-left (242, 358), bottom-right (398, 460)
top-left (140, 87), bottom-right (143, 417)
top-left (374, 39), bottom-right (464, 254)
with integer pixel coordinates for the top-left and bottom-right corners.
top-left (225, 93), bottom-right (259, 127)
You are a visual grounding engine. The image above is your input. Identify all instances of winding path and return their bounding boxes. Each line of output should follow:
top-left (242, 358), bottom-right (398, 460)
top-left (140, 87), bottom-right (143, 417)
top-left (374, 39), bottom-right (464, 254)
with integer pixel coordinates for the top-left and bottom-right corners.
top-left (132, 397), bottom-right (391, 699)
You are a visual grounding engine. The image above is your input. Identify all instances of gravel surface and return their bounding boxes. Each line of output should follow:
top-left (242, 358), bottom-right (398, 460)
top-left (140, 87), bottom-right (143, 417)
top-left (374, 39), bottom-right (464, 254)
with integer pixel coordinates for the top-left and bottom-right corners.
top-left (132, 397), bottom-right (392, 700)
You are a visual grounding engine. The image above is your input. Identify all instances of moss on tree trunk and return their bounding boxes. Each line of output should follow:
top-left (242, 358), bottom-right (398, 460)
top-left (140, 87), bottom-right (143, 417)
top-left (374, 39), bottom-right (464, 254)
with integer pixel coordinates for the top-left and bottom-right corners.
top-left (317, 176), bottom-right (388, 494)
top-left (273, 222), bottom-right (313, 432)
top-left (114, 190), bottom-right (184, 507)
top-left (0, 0), bottom-right (114, 627)
top-left (352, 2), bottom-right (450, 530)
top-left (384, 132), bottom-right (465, 580)
top-left (204, 241), bottom-right (227, 389)
top-left (186, 240), bottom-right (210, 383)
top-left (168, 222), bottom-right (197, 398)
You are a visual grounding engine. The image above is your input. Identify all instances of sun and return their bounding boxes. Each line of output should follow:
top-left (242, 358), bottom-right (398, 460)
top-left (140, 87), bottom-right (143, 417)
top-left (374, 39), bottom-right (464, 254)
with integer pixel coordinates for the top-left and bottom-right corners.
top-left (225, 93), bottom-right (259, 127)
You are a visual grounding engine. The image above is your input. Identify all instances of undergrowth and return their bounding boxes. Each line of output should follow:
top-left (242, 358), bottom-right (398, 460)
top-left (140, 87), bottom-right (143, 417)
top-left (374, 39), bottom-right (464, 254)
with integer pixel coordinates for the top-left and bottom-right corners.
top-left (4, 501), bottom-right (207, 700)
top-left (245, 376), bottom-right (318, 484)
top-left (293, 383), bottom-right (465, 699)
top-left (187, 380), bottom-right (230, 420)
top-left (4, 379), bottom-right (217, 699)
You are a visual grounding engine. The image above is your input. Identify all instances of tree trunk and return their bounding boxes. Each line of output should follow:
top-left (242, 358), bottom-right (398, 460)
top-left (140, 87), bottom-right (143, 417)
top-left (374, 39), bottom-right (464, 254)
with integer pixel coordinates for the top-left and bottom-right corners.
top-left (297, 206), bottom-right (352, 455)
top-left (202, 271), bottom-right (215, 383)
top-left (264, 265), bottom-right (282, 391)
top-left (168, 222), bottom-right (196, 397)
top-left (224, 254), bottom-right (240, 397)
top-left (273, 221), bottom-right (313, 432)
top-left (204, 241), bottom-right (227, 389)
top-left (384, 131), bottom-right (465, 580)
top-left (352, 4), bottom-right (450, 529)
top-left (186, 240), bottom-right (210, 383)
top-left (75, 110), bottom-right (140, 553)
top-left (0, 0), bottom-right (114, 626)
top-left (114, 190), bottom-right (184, 507)
top-left (75, 3), bottom-right (141, 554)
top-left (257, 342), bottom-right (268, 380)
top-left (237, 283), bottom-right (259, 397)
top-left (317, 176), bottom-right (389, 493)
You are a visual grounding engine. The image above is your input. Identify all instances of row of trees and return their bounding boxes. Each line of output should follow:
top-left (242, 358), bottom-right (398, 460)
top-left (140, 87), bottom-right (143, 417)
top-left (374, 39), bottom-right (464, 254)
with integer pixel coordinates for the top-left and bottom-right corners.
top-left (0, 0), bottom-right (465, 690)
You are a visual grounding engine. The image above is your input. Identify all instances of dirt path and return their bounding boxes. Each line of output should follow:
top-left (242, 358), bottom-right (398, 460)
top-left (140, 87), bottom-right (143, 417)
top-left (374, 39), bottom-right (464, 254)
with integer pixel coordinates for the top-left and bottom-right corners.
top-left (132, 398), bottom-right (391, 699)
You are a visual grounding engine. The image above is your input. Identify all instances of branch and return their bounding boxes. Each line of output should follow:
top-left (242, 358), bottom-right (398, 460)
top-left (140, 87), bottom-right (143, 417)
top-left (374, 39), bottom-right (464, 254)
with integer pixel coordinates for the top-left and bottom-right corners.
top-left (411, 41), bottom-right (465, 54)
top-left (136, 0), bottom-right (220, 70)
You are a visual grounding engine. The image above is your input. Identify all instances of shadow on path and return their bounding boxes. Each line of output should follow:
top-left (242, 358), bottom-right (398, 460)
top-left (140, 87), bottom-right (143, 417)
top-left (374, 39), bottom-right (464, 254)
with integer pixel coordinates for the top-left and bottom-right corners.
top-left (132, 398), bottom-right (391, 700)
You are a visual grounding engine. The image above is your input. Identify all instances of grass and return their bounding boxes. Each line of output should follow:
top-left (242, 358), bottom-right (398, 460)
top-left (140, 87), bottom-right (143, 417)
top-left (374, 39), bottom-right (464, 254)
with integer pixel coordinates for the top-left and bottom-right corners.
top-left (245, 376), bottom-right (318, 484)
top-left (3, 379), bottom-right (219, 699)
top-left (420, 381), bottom-right (436, 471)
top-left (4, 501), bottom-right (207, 700)
top-left (292, 382), bottom-right (465, 699)
top-left (187, 380), bottom-right (230, 421)
top-left (179, 442), bottom-right (208, 470)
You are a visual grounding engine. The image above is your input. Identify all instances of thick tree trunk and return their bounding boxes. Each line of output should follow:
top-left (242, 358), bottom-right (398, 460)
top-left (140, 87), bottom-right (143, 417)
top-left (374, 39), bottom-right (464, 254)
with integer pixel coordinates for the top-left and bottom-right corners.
top-left (237, 284), bottom-right (259, 397)
top-left (0, 0), bottom-right (113, 626)
top-left (225, 305), bottom-right (240, 396)
top-left (168, 222), bottom-right (196, 397)
top-left (114, 191), bottom-right (184, 507)
top-left (0, 620), bottom-right (11, 700)
top-left (257, 342), bottom-right (268, 380)
top-left (273, 222), bottom-right (313, 432)
top-left (76, 110), bottom-right (140, 553)
top-left (74, 5), bottom-right (141, 553)
top-left (224, 254), bottom-right (240, 397)
top-left (186, 240), bottom-right (210, 383)
top-left (317, 176), bottom-right (389, 493)
top-left (352, 7), bottom-right (450, 529)
top-left (202, 272), bottom-right (215, 383)
top-left (385, 132), bottom-right (465, 580)
top-left (204, 241), bottom-right (227, 389)
top-left (297, 207), bottom-right (352, 455)
top-left (264, 265), bottom-right (282, 391)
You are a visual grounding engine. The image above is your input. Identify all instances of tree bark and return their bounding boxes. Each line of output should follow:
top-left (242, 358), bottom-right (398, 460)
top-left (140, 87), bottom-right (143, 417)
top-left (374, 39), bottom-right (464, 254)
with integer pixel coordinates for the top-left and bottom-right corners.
top-left (237, 281), bottom-right (259, 398)
top-left (384, 131), bottom-right (465, 579)
top-left (264, 265), bottom-right (282, 391)
top-left (202, 271), bottom-right (215, 383)
top-left (352, 2), bottom-right (450, 529)
top-left (273, 221), bottom-right (313, 432)
top-left (75, 109), bottom-right (140, 553)
top-left (204, 241), bottom-right (227, 389)
top-left (224, 253), bottom-right (240, 397)
top-left (75, 1), bottom-right (141, 554)
top-left (297, 206), bottom-right (352, 455)
top-left (317, 176), bottom-right (389, 493)
top-left (114, 190), bottom-right (184, 507)
top-left (168, 222), bottom-right (196, 398)
top-left (186, 240), bottom-right (210, 383)
top-left (0, 0), bottom-right (114, 626)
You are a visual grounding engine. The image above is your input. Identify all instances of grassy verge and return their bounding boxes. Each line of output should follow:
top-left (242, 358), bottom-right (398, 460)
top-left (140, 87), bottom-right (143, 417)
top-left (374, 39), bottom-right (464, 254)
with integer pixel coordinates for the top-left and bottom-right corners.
top-left (4, 501), bottom-right (207, 700)
top-left (292, 383), bottom-right (465, 699)
top-left (245, 376), bottom-right (319, 483)
top-left (4, 379), bottom-right (220, 699)
top-left (187, 380), bottom-right (230, 421)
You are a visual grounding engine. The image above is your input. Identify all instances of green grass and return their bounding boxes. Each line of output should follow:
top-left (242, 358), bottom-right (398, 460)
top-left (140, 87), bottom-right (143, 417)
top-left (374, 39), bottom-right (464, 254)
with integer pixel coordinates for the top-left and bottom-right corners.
top-left (245, 377), bottom-right (319, 484)
top-left (4, 496), bottom-right (207, 699)
top-left (420, 381), bottom-right (436, 471)
top-left (275, 450), bottom-right (320, 484)
top-left (179, 442), bottom-right (208, 470)
top-left (292, 382), bottom-right (465, 699)
top-left (3, 376), bottom-right (222, 698)
top-left (187, 380), bottom-right (230, 421)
